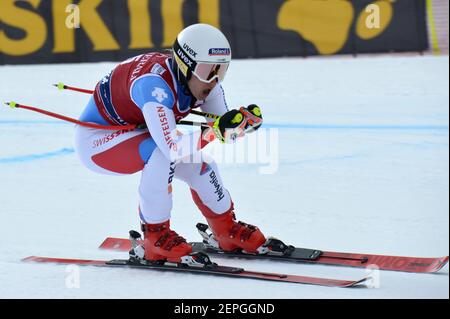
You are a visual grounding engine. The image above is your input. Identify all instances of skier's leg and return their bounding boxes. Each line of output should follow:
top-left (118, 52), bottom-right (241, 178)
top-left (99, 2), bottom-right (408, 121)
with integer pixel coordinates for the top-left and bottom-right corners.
top-left (74, 125), bottom-right (192, 261)
top-left (139, 149), bottom-right (192, 261)
top-left (138, 148), bottom-right (173, 224)
top-left (175, 153), bottom-right (266, 253)
top-left (74, 125), bottom-right (152, 175)
top-left (175, 154), bottom-right (232, 214)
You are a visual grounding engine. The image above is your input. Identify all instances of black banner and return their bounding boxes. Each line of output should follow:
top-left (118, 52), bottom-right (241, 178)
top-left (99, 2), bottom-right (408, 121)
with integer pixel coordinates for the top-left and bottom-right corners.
top-left (0, 0), bottom-right (428, 65)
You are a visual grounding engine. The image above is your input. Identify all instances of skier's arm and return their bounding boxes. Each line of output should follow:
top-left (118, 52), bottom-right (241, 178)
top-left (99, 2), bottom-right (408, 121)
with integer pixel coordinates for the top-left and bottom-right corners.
top-left (201, 85), bottom-right (263, 143)
top-left (131, 75), bottom-right (203, 161)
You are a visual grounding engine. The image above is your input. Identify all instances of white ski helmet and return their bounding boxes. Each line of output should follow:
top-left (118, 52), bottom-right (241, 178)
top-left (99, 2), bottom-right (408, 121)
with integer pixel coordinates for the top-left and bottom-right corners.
top-left (172, 24), bottom-right (232, 85)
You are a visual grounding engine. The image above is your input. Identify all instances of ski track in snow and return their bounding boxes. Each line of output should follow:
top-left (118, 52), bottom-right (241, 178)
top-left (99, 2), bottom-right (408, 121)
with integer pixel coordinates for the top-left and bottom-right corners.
top-left (0, 55), bottom-right (448, 298)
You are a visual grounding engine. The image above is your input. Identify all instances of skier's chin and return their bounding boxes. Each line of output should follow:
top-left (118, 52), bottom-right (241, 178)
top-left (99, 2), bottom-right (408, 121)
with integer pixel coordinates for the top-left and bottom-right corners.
top-left (199, 89), bottom-right (211, 100)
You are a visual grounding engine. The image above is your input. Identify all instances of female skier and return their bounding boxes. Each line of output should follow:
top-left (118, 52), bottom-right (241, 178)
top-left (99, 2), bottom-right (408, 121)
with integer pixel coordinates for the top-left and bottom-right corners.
top-left (74, 24), bottom-right (266, 263)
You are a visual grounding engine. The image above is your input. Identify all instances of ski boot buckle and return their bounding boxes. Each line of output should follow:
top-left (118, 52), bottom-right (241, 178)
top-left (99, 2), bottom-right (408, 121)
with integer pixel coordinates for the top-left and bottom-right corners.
top-left (128, 230), bottom-right (145, 261)
top-left (180, 252), bottom-right (216, 268)
top-left (196, 223), bottom-right (220, 249)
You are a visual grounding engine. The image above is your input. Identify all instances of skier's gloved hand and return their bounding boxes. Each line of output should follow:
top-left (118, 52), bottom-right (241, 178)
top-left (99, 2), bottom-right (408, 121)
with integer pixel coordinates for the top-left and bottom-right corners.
top-left (212, 109), bottom-right (247, 143)
top-left (241, 104), bottom-right (263, 133)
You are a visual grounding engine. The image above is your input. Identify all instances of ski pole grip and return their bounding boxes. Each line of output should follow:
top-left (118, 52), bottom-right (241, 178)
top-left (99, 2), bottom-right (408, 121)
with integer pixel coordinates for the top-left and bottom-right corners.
top-left (6, 101), bottom-right (18, 109)
top-left (54, 82), bottom-right (66, 91)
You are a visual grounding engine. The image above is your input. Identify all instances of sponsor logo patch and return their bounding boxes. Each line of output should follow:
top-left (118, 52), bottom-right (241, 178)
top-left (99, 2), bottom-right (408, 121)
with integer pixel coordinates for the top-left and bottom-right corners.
top-left (130, 53), bottom-right (152, 81)
top-left (209, 171), bottom-right (225, 202)
top-left (208, 48), bottom-right (230, 56)
top-left (168, 161), bottom-right (176, 184)
top-left (157, 106), bottom-right (175, 150)
top-left (92, 129), bottom-right (131, 149)
top-left (152, 87), bottom-right (168, 103)
top-left (150, 63), bottom-right (166, 75)
top-left (177, 49), bottom-right (194, 67)
top-left (174, 52), bottom-right (190, 76)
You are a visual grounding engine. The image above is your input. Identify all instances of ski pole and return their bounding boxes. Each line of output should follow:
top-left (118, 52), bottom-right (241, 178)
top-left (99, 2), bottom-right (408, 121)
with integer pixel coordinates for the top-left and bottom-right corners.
top-left (190, 109), bottom-right (220, 120)
top-left (54, 82), bottom-right (94, 94)
top-left (4, 101), bottom-right (208, 130)
top-left (5, 101), bottom-right (139, 130)
top-left (178, 120), bottom-right (211, 128)
top-left (53, 82), bottom-right (220, 120)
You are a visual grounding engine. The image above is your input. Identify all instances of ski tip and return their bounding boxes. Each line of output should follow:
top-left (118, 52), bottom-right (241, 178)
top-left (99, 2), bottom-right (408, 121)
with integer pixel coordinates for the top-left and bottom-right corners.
top-left (99, 237), bottom-right (133, 251)
top-left (432, 256), bottom-right (449, 273)
top-left (344, 276), bottom-right (371, 288)
top-left (22, 256), bottom-right (38, 262)
top-left (417, 255), bottom-right (449, 273)
top-left (98, 238), bottom-right (109, 249)
top-left (21, 256), bottom-right (107, 266)
top-left (22, 256), bottom-right (57, 263)
top-left (310, 276), bottom-right (371, 288)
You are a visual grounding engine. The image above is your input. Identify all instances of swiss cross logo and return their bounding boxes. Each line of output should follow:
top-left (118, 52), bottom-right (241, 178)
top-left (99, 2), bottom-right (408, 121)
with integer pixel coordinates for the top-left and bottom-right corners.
top-left (152, 87), bottom-right (168, 103)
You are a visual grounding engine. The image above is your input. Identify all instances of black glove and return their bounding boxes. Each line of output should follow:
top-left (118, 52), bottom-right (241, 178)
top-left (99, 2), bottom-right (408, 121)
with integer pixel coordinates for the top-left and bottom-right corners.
top-left (241, 104), bottom-right (263, 132)
top-left (212, 109), bottom-right (247, 143)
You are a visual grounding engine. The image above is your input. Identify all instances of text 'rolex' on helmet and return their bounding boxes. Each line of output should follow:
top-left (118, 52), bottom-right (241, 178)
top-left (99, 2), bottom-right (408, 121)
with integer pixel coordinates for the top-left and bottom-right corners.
top-left (172, 24), bottom-right (232, 84)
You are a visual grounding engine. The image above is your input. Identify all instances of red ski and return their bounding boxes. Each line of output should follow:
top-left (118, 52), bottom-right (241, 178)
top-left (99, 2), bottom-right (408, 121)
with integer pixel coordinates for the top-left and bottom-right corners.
top-left (99, 237), bottom-right (449, 273)
top-left (22, 256), bottom-right (368, 288)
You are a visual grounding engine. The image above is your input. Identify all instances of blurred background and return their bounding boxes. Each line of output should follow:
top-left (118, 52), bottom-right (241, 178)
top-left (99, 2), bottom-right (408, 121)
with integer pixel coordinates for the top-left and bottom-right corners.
top-left (0, 0), bottom-right (448, 64)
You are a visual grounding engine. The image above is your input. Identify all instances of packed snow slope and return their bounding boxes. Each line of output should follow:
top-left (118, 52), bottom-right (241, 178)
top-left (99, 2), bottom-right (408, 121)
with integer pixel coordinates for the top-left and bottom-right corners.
top-left (0, 55), bottom-right (448, 298)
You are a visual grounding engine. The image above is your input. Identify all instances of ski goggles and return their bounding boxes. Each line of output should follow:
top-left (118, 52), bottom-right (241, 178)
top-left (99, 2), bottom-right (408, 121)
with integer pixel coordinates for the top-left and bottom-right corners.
top-left (192, 63), bottom-right (229, 83)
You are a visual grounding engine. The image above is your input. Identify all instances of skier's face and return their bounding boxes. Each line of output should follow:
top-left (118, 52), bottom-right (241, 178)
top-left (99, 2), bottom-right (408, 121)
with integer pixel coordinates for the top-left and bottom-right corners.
top-left (188, 73), bottom-right (218, 101)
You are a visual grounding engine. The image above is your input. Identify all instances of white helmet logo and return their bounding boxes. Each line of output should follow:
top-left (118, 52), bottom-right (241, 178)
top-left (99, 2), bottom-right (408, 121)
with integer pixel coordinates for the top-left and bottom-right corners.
top-left (152, 87), bottom-right (168, 103)
top-left (177, 49), bottom-right (193, 67)
top-left (183, 43), bottom-right (198, 57)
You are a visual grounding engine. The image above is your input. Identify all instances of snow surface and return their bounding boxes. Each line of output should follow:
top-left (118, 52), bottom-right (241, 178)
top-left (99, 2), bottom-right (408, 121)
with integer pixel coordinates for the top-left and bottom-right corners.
top-left (0, 55), bottom-right (448, 299)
